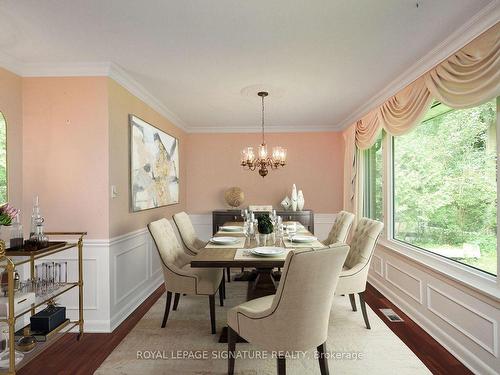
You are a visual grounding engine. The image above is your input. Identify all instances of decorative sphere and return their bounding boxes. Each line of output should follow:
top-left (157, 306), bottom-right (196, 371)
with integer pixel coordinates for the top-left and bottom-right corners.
top-left (224, 187), bottom-right (245, 207)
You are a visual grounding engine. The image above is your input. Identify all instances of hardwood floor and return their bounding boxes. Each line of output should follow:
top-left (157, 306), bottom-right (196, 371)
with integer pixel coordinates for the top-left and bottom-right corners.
top-left (363, 283), bottom-right (473, 375)
top-left (18, 285), bottom-right (166, 375)
top-left (18, 282), bottom-right (472, 375)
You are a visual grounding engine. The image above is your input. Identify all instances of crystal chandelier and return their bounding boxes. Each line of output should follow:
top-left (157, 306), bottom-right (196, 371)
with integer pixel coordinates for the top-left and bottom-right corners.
top-left (240, 91), bottom-right (287, 177)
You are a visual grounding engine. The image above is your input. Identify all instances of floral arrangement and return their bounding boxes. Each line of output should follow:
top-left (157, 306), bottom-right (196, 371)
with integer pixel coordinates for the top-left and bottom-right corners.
top-left (0, 203), bottom-right (19, 226)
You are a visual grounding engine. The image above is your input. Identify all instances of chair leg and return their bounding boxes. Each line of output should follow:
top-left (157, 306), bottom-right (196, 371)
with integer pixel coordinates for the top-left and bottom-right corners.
top-left (317, 342), bottom-right (329, 375)
top-left (209, 294), bottom-right (216, 334)
top-left (219, 279), bottom-right (224, 307)
top-left (173, 293), bottom-right (180, 311)
top-left (228, 326), bottom-right (236, 375)
top-left (161, 291), bottom-right (172, 328)
top-left (277, 357), bottom-right (286, 375)
top-left (222, 272), bottom-right (226, 299)
top-left (226, 267), bottom-right (231, 282)
top-left (358, 292), bottom-right (371, 329)
top-left (348, 293), bottom-right (357, 311)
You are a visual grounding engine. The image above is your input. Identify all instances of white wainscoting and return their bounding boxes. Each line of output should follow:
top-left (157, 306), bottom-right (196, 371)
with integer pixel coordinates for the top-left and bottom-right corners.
top-left (190, 213), bottom-right (336, 240)
top-left (369, 244), bottom-right (500, 375)
top-left (109, 228), bottom-right (163, 331)
top-left (39, 230), bottom-right (163, 333)
top-left (37, 213), bottom-right (335, 333)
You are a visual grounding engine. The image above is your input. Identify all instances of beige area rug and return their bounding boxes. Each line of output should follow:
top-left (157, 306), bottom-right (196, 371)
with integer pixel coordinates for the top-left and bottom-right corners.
top-left (96, 278), bottom-right (430, 375)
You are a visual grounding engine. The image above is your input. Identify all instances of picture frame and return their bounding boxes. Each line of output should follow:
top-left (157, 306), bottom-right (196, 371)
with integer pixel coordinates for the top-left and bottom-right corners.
top-left (129, 115), bottom-right (180, 212)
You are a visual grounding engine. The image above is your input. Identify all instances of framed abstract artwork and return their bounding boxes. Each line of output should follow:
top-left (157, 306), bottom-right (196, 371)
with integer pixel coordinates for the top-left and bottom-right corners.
top-left (129, 115), bottom-right (179, 211)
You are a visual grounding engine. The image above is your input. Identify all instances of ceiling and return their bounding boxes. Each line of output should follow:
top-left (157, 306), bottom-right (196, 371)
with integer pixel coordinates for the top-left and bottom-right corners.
top-left (0, 0), bottom-right (497, 132)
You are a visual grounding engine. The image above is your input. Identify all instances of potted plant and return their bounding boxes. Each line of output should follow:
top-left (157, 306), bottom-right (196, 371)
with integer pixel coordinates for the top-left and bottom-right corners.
top-left (0, 203), bottom-right (21, 249)
top-left (257, 214), bottom-right (274, 246)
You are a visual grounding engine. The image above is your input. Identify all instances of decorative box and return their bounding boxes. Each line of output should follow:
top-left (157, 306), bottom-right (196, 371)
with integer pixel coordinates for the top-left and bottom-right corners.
top-left (0, 292), bottom-right (35, 317)
top-left (30, 306), bottom-right (66, 333)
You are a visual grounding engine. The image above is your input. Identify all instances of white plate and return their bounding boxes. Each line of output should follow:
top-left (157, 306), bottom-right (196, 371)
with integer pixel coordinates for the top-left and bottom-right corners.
top-left (291, 235), bottom-right (317, 243)
top-left (210, 237), bottom-right (239, 245)
top-left (220, 226), bottom-right (242, 232)
top-left (251, 246), bottom-right (286, 257)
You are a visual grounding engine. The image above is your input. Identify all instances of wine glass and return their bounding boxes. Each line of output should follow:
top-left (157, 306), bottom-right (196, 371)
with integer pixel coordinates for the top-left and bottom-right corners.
top-left (286, 222), bottom-right (297, 242)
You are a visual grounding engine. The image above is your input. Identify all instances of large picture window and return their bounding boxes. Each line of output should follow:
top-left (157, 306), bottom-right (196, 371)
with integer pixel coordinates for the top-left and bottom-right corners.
top-left (392, 99), bottom-right (497, 275)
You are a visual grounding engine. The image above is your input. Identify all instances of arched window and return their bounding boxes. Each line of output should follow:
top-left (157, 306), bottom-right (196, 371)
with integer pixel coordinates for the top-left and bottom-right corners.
top-left (0, 112), bottom-right (6, 204)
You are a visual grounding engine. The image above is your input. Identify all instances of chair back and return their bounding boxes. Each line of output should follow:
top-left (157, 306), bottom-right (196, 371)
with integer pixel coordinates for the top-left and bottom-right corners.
top-left (265, 244), bottom-right (349, 351)
top-left (148, 218), bottom-right (191, 275)
top-left (324, 211), bottom-right (355, 245)
top-left (173, 211), bottom-right (204, 253)
top-left (345, 217), bottom-right (383, 269)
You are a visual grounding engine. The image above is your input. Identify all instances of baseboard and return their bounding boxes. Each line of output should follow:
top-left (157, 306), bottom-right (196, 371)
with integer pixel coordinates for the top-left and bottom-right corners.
top-left (368, 275), bottom-right (498, 375)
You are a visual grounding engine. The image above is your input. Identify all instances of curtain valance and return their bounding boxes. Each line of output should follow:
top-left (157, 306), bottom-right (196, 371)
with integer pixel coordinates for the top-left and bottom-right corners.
top-left (353, 23), bottom-right (500, 150)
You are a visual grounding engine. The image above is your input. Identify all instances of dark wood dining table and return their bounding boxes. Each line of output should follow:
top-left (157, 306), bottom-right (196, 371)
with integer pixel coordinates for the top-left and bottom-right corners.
top-left (190, 221), bottom-right (325, 342)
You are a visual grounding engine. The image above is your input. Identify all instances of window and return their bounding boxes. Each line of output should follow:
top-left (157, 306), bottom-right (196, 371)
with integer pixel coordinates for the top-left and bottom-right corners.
top-left (0, 112), bottom-right (6, 204)
top-left (393, 99), bottom-right (497, 275)
top-left (363, 132), bottom-right (383, 221)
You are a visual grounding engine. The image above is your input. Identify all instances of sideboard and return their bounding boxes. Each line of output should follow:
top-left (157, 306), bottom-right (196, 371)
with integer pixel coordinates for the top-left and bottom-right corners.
top-left (212, 209), bottom-right (314, 234)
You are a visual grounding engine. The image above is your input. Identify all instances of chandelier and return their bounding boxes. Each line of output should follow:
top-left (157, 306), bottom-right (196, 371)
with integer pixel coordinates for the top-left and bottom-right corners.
top-left (240, 91), bottom-right (287, 177)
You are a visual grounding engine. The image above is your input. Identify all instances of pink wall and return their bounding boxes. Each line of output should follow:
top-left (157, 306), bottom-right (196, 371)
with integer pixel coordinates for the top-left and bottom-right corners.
top-left (0, 68), bottom-right (23, 210)
top-left (186, 132), bottom-right (343, 214)
top-left (108, 79), bottom-right (187, 238)
top-left (22, 77), bottom-right (109, 239)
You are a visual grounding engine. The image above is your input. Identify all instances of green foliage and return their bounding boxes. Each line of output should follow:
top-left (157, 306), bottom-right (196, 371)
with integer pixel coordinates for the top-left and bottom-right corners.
top-left (257, 214), bottom-right (274, 234)
top-left (392, 100), bottom-right (497, 274)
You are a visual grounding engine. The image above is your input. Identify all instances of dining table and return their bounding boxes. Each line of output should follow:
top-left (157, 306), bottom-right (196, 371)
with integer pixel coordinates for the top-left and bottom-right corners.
top-left (190, 221), bottom-right (326, 342)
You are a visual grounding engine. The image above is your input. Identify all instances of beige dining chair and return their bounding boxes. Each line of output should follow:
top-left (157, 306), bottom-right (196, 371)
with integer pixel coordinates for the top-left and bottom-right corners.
top-left (227, 244), bottom-right (349, 375)
top-left (148, 218), bottom-right (224, 334)
top-left (322, 210), bottom-right (355, 245)
top-left (173, 211), bottom-right (207, 255)
top-left (174, 211), bottom-right (234, 284)
top-left (335, 217), bottom-right (384, 329)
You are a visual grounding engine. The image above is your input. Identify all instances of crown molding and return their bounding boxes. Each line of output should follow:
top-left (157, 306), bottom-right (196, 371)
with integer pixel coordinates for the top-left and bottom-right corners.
top-left (336, 0), bottom-right (500, 130)
top-left (20, 61), bottom-right (111, 77)
top-left (107, 63), bottom-right (189, 131)
top-left (0, 0), bottom-right (497, 134)
top-left (187, 124), bottom-right (340, 133)
top-left (0, 57), bottom-right (189, 132)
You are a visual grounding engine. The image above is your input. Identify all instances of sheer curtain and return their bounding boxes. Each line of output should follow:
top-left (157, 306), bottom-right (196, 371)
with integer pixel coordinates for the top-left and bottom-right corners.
top-left (344, 23), bottom-right (500, 217)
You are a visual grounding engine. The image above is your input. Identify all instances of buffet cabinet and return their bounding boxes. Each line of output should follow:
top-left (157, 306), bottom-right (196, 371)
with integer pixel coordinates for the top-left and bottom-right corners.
top-left (212, 210), bottom-right (314, 234)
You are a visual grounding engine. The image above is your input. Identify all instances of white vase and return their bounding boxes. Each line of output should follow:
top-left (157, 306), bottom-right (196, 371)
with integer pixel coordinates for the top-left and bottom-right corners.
top-left (291, 184), bottom-right (298, 211)
top-left (281, 196), bottom-right (292, 211)
top-left (297, 190), bottom-right (305, 210)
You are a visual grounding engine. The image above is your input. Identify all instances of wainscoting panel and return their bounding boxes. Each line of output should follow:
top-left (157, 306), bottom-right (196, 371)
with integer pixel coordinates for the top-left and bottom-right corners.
top-left (385, 261), bottom-right (423, 304)
top-left (109, 228), bottom-right (163, 331)
top-left (39, 239), bottom-right (111, 332)
top-left (369, 244), bottom-right (500, 375)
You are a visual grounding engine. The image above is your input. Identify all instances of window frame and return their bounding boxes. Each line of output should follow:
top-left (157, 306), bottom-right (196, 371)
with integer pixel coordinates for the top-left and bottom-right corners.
top-left (373, 98), bottom-right (500, 297)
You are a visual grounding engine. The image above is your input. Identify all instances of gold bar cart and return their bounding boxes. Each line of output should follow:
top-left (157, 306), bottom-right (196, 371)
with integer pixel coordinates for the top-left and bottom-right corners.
top-left (0, 232), bottom-right (86, 374)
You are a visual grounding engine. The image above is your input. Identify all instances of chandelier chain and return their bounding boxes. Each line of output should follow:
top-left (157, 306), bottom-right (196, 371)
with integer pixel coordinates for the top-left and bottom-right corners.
top-left (261, 94), bottom-right (265, 145)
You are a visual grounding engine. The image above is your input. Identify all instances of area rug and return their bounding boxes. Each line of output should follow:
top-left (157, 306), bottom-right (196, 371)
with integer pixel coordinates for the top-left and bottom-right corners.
top-left (96, 278), bottom-right (430, 375)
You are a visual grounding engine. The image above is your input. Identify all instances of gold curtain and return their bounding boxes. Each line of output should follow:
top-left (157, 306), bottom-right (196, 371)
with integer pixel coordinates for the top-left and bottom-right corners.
top-left (424, 23), bottom-right (500, 109)
top-left (344, 23), bottom-right (500, 218)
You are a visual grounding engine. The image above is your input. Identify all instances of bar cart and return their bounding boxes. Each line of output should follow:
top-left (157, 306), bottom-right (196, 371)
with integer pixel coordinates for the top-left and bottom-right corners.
top-left (0, 232), bottom-right (86, 374)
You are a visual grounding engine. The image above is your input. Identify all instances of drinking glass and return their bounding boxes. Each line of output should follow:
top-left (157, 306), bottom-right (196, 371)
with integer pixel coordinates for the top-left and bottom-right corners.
top-left (286, 222), bottom-right (297, 242)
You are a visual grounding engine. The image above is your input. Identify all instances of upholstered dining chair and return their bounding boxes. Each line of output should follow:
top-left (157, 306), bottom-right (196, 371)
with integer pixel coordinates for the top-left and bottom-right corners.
top-left (322, 210), bottom-right (355, 246)
top-left (227, 244), bottom-right (349, 375)
top-left (174, 211), bottom-right (233, 284)
top-left (148, 218), bottom-right (224, 334)
top-left (173, 211), bottom-right (207, 255)
top-left (335, 217), bottom-right (384, 329)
